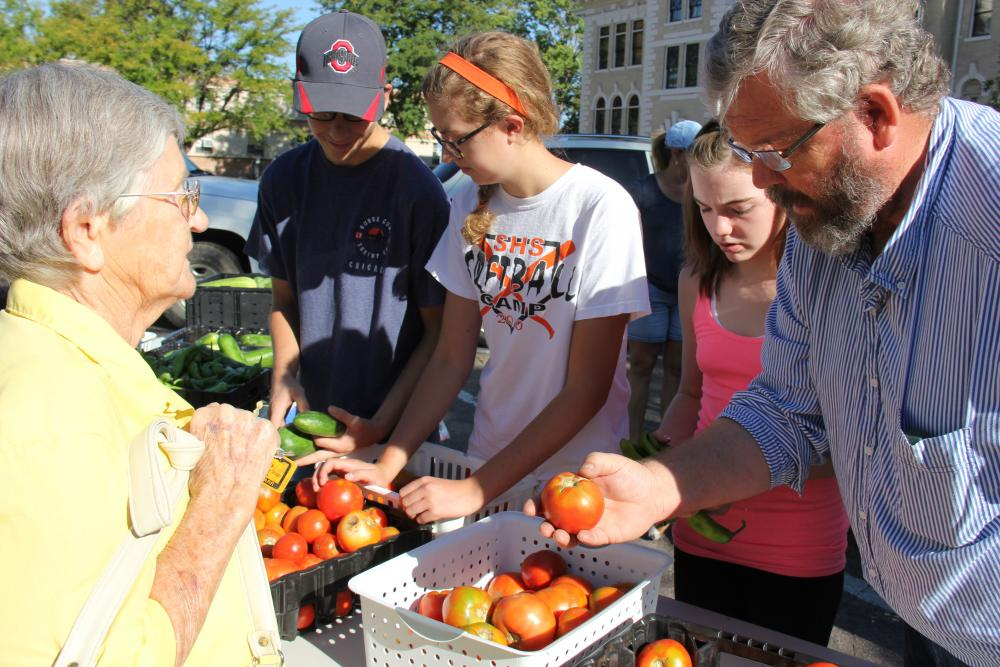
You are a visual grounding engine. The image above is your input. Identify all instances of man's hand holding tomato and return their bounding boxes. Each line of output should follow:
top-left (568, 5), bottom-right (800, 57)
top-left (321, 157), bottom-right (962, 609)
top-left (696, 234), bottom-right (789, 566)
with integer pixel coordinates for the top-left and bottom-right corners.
top-left (525, 452), bottom-right (675, 547)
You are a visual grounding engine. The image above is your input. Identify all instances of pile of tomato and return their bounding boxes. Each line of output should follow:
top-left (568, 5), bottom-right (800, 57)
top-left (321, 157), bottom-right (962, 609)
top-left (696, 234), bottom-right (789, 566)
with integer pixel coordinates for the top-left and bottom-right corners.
top-left (411, 548), bottom-right (645, 652)
top-left (255, 477), bottom-right (400, 583)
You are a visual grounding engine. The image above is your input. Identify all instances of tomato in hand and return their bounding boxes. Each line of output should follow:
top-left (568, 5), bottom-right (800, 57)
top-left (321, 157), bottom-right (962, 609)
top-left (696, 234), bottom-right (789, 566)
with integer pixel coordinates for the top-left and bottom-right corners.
top-left (540, 472), bottom-right (605, 534)
top-left (490, 592), bottom-right (556, 651)
top-left (416, 589), bottom-right (450, 621)
top-left (441, 586), bottom-right (492, 628)
top-left (316, 478), bottom-right (365, 523)
top-left (520, 549), bottom-right (568, 590)
top-left (336, 509), bottom-right (381, 553)
top-left (636, 638), bottom-right (692, 667)
top-left (486, 572), bottom-right (527, 599)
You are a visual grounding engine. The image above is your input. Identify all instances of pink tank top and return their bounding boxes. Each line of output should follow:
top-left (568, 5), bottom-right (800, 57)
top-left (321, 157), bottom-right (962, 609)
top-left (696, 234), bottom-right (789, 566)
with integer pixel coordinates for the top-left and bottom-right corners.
top-left (671, 290), bottom-right (849, 577)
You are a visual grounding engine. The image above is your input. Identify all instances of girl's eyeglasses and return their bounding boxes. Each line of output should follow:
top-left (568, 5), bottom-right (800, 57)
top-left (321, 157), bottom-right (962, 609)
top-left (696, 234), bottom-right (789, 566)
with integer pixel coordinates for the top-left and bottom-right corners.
top-left (430, 122), bottom-right (491, 159)
top-left (118, 178), bottom-right (201, 222)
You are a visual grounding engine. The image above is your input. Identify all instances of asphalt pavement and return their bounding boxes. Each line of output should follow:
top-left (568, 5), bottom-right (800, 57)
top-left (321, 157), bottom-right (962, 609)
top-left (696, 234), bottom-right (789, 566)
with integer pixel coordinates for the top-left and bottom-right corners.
top-left (442, 346), bottom-right (904, 666)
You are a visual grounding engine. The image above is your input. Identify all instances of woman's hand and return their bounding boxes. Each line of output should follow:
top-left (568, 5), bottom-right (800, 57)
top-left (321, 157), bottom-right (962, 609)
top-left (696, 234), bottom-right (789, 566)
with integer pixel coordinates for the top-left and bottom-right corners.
top-left (311, 456), bottom-right (395, 491)
top-left (309, 405), bottom-right (384, 456)
top-left (524, 452), bottom-right (669, 548)
top-left (399, 476), bottom-right (485, 524)
top-left (268, 371), bottom-right (308, 429)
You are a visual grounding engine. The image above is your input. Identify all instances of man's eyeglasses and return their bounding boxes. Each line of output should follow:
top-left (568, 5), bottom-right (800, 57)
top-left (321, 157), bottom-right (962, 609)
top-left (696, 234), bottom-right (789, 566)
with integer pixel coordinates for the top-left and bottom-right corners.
top-left (305, 111), bottom-right (365, 122)
top-left (118, 178), bottom-right (200, 222)
top-left (430, 121), bottom-right (491, 160)
top-left (727, 123), bottom-right (825, 172)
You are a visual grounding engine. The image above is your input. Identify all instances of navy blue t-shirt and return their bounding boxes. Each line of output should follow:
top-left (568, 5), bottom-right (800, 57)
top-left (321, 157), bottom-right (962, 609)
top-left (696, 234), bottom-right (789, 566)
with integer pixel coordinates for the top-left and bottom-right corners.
top-left (625, 174), bottom-right (684, 294)
top-left (245, 136), bottom-right (449, 419)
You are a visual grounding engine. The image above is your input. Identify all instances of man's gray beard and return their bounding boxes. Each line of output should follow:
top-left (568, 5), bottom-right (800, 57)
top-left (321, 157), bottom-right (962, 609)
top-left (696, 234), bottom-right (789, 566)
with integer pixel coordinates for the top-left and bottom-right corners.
top-left (767, 143), bottom-right (889, 256)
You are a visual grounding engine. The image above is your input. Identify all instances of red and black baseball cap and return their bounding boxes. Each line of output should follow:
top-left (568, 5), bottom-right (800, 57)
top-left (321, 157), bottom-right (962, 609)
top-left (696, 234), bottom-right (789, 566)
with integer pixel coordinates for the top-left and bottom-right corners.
top-left (292, 11), bottom-right (387, 122)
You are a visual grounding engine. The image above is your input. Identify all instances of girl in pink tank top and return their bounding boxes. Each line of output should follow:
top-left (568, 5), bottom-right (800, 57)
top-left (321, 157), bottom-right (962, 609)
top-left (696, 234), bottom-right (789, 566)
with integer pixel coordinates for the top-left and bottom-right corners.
top-left (655, 121), bottom-right (849, 645)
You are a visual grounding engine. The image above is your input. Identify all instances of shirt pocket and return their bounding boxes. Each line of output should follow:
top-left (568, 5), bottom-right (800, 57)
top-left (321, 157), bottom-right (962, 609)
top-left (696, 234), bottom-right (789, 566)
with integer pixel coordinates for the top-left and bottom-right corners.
top-left (891, 427), bottom-right (989, 548)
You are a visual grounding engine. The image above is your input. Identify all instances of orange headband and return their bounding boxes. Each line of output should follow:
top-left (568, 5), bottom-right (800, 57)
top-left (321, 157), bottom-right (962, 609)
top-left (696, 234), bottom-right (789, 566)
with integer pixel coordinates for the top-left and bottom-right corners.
top-left (439, 51), bottom-right (528, 117)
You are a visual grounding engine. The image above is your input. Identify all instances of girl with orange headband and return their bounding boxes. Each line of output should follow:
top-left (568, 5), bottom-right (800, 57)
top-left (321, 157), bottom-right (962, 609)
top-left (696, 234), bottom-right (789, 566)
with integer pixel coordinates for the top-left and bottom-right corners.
top-left (315, 31), bottom-right (649, 523)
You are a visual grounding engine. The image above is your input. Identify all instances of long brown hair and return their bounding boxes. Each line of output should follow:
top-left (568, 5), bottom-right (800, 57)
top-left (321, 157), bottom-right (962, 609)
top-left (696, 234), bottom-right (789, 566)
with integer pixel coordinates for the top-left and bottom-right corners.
top-left (682, 120), bottom-right (787, 296)
top-left (422, 32), bottom-right (559, 245)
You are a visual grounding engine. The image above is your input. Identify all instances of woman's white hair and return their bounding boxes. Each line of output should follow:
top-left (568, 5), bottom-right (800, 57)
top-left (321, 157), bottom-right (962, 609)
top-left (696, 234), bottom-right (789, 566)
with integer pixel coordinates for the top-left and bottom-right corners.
top-left (0, 61), bottom-right (184, 288)
top-left (705, 0), bottom-right (950, 123)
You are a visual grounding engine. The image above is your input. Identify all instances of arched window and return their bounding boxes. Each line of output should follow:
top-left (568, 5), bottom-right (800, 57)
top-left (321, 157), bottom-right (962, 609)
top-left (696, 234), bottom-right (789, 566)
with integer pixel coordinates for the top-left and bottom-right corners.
top-left (611, 96), bottom-right (623, 135)
top-left (594, 98), bottom-right (607, 134)
top-left (626, 95), bottom-right (640, 135)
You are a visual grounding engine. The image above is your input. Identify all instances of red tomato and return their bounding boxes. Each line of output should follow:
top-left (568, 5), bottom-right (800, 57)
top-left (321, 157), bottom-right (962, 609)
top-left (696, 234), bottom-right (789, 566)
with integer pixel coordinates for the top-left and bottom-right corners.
top-left (490, 592), bottom-right (557, 651)
top-left (297, 603), bottom-right (316, 630)
top-left (334, 588), bottom-right (354, 617)
top-left (486, 572), bottom-right (527, 599)
top-left (556, 607), bottom-right (593, 637)
top-left (316, 478), bottom-right (365, 523)
top-left (300, 553), bottom-right (323, 569)
top-left (636, 638), bottom-right (692, 667)
top-left (294, 478), bottom-right (318, 508)
top-left (416, 589), bottom-right (450, 621)
top-left (365, 506), bottom-right (388, 528)
top-left (463, 622), bottom-right (509, 646)
top-left (540, 472), bottom-right (605, 534)
top-left (336, 509), bottom-right (382, 553)
top-left (520, 549), bottom-right (568, 590)
top-left (296, 509), bottom-right (331, 543)
top-left (550, 574), bottom-right (594, 597)
top-left (534, 583), bottom-right (588, 618)
top-left (272, 533), bottom-right (309, 563)
top-left (264, 557), bottom-right (300, 582)
top-left (380, 526), bottom-right (400, 540)
top-left (441, 586), bottom-right (492, 628)
top-left (589, 585), bottom-right (625, 613)
top-left (312, 533), bottom-right (341, 560)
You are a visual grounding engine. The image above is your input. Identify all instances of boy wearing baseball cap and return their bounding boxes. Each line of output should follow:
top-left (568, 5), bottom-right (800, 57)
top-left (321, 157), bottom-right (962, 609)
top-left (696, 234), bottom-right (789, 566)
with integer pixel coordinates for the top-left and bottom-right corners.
top-left (246, 11), bottom-right (449, 457)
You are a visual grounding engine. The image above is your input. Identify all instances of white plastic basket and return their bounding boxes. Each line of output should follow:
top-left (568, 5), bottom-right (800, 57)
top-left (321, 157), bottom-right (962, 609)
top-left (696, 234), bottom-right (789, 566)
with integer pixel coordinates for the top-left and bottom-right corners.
top-left (348, 512), bottom-right (672, 667)
top-left (350, 442), bottom-right (540, 535)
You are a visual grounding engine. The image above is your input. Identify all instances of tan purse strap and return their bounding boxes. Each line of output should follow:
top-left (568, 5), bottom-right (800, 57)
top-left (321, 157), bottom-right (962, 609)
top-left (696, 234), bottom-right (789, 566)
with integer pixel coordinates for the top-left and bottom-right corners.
top-left (54, 419), bottom-right (283, 666)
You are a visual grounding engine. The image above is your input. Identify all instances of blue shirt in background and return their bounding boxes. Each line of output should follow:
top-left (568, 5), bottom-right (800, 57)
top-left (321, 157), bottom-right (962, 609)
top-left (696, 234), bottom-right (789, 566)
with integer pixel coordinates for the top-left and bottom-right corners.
top-left (722, 98), bottom-right (1000, 665)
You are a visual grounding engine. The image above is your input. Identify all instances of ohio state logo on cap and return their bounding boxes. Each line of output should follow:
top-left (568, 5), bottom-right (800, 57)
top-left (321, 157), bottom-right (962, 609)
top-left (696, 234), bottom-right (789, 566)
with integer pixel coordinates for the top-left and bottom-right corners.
top-left (323, 40), bottom-right (360, 74)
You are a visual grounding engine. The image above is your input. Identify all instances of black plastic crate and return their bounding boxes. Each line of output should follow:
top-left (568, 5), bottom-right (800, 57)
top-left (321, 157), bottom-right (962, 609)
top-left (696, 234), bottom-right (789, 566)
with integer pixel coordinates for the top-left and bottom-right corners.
top-left (186, 273), bottom-right (272, 331)
top-left (577, 613), bottom-right (830, 667)
top-left (269, 499), bottom-right (433, 641)
top-left (143, 326), bottom-right (271, 410)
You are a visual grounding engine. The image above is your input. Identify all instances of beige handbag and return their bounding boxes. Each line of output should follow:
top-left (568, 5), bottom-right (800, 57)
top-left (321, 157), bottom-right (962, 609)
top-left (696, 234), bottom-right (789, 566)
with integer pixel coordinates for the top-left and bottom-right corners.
top-left (54, 419), bottom-right (284, 667)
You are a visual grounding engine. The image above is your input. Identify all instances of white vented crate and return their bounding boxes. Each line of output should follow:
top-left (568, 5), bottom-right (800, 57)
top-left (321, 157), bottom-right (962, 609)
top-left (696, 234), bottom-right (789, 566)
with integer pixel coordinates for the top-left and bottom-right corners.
top-left (351, 442), bottom-right (539, 535)
top-left (348, 512), bottom-right (672, 666)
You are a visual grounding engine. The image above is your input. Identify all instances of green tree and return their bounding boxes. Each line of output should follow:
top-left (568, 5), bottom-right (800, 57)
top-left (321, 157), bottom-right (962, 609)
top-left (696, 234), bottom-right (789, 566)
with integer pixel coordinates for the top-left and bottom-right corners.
top-left (0, 0), bottom-right (43, 73)
top-left (982, 53), bottom-right (1000, 112)
top-left (11, 0), bottom-right (301, 146)
top-left (320, 0), bottom-right (582, 136)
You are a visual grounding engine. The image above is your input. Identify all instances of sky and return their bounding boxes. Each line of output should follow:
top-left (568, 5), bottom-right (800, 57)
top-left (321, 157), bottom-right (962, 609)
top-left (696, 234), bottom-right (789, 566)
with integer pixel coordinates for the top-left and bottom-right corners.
top-left (267, 0), bottom-right (322, 75)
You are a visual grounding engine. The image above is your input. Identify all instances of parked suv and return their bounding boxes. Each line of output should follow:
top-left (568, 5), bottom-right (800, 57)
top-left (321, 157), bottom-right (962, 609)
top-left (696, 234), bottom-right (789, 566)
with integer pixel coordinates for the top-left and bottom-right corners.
top-left (433, 133), bottom-right (653, 196)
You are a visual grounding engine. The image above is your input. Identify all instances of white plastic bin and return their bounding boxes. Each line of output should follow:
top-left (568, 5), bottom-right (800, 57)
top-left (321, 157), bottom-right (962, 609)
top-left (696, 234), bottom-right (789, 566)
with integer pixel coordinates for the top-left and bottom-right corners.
top-left (348, 512), bottom-right (672, 666)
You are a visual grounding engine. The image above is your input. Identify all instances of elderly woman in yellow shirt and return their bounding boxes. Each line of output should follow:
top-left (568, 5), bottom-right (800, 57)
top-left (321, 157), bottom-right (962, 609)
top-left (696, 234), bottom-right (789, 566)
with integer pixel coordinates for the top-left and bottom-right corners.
top-left (0, 63), bottom-right (279, 666)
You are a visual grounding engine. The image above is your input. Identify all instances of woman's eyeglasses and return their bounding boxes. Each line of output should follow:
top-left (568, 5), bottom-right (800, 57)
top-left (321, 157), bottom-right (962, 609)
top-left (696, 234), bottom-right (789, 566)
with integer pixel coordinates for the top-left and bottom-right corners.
top-left (430, 121), bottom-right (492, 159)
top-left (118, 178), bottom-right (201, 222)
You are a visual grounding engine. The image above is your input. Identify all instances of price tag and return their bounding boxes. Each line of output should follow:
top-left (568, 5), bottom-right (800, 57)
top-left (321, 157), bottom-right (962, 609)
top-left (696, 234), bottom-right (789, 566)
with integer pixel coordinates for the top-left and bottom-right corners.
top-left (262, 452), bottom-right (296, 494)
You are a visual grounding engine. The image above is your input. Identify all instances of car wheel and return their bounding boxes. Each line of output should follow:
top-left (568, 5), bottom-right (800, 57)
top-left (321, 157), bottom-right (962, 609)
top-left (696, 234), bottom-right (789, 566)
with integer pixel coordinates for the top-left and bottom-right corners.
top-left (161, 241), bottom-right (244, 328)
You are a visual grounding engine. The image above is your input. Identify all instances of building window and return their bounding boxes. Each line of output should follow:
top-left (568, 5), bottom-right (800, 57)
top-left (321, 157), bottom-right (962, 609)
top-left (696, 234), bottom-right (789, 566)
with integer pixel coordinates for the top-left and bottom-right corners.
top-left (627, 95), bottom-right (640, 135)
top-left (614, 22), bottom-right (627, 68)
top-left (598, 26), bottom-right (610, 70)
top-left (595, 98), bottom-right (607, 133)
top-left (685, 43), bottom-right (700, 87)
top-left (631, 20), bottom-right (644, 66)
top-left (971, 0), bottom-right (992, 36)
top-left (689, 0), bottom-right (702, 19)
top-left (670, 0), bottom-right (683, 22)
top-left (611, 96), bottom-right (623, 134)
top-left (665, 45), bottom-right (680, 88)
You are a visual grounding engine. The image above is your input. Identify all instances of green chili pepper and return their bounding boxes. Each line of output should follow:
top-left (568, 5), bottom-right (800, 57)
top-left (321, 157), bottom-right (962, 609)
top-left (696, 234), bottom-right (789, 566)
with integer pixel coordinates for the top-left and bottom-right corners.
top-left (239, 333), bottom-right (273, 348)
top-left (217, 333), bottom-right (247, 364)
top-left (243, 348), bottom-right (273, 368)
top-left (685, 511), bottom-right (746, 544)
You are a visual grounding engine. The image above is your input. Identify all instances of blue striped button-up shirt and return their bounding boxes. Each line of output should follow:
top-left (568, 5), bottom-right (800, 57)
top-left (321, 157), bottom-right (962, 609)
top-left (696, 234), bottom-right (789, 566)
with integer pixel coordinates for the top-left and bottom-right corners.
top-left (721, 97), bottom-right (1000, 665)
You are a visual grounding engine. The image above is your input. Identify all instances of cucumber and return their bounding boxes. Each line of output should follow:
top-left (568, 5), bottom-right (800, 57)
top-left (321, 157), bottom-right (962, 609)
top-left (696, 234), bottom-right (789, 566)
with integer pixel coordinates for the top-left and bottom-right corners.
top-left (278, 426), bottom-right (316, 458)
top-left (293, 410), bottom-right (346, 438)
top-left (239, 333), bottom-right (273, 348)
top-left (200, 276), bottom-right (258, 288)
top-left (217, 333), bottom-right (247, 364)
top-left (243, 348), bottom-right (273, 368)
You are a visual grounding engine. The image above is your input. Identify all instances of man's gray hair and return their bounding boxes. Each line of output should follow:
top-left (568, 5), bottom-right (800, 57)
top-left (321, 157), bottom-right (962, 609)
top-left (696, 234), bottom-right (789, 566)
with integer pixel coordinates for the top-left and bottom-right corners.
top-left (705, 0), bottom-right (951, 123)
top-left (0, 62), bottom-right (184, 288)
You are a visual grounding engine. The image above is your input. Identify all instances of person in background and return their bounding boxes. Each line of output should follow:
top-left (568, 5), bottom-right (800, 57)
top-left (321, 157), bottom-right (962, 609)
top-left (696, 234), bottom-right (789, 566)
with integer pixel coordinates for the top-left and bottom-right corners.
top-left (625, 120), bottom-right (700, 441)
top-left (318, 31), bottom-right (648, 524)
top-left (0, 62), bottom-right (278, 666)
top-left (531, 1), bottom-right (999, 664)
top-left (658, 120), bottom-right (848, 645)
top-left (246, 11), bottom-right (449, 457)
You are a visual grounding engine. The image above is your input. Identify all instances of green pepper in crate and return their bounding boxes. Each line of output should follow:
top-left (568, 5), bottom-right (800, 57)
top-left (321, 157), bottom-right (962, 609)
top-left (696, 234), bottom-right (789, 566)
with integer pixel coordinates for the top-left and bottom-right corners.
top-left (244, 348), bottom-right (273, 368)
top-left (239, 333), bottom-right (273, 348)
top-left (217, 333), bottom-right (247, 364)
